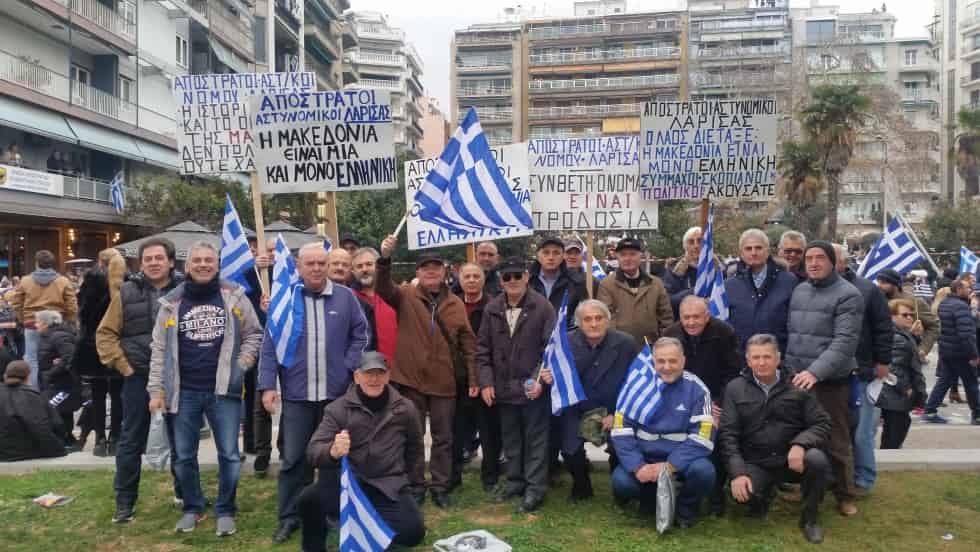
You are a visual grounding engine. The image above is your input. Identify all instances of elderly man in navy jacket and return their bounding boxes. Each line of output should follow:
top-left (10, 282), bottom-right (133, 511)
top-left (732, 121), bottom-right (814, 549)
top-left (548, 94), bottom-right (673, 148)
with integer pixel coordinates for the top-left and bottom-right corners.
top-left (258, 242), bottom-right (368, 544)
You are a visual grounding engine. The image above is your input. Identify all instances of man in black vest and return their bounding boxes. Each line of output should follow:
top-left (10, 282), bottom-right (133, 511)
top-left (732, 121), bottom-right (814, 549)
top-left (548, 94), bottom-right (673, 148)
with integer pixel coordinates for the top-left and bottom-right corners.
top-left (97, 238), bottom-right (181, 523)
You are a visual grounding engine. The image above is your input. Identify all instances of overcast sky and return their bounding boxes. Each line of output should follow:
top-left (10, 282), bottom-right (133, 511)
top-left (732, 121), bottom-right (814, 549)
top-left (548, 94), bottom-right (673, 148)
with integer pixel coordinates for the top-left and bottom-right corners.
top-left (348, 0), bottom-right (936, 111)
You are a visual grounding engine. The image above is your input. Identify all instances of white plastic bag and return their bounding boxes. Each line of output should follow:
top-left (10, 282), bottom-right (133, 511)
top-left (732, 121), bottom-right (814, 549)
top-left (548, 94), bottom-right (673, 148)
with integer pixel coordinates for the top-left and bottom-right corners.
top-left (143, 411), bottom-right (171, 471)
top-left (433, 530), bottom-right (512, 552)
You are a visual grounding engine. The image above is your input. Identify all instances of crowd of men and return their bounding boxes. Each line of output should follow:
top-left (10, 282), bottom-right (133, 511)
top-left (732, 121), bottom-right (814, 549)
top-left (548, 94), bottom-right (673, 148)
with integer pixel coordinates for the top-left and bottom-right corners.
top-left (1, 224), bottom-right (979, 550)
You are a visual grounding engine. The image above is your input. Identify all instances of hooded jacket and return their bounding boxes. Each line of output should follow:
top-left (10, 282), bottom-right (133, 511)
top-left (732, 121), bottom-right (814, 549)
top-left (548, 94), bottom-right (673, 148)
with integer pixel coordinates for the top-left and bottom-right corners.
top-left (724, 257), bottom-right (799, 355)
top-left (785, 271), bottom-right (864, 382)
top-left (841, 268), bottom-right (894, 380)
top-left (5, 269), bottom-right (77, 327)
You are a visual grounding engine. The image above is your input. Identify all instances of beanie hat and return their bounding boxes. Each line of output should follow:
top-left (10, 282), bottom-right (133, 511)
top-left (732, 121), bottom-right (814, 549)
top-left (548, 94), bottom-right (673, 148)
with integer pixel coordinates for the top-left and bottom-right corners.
top-left (4, 360), bottom-right (29, 383)
top-left (805, 240), bottom-right (837, 267)
top-left (875, 268), bottom-right (903, 289)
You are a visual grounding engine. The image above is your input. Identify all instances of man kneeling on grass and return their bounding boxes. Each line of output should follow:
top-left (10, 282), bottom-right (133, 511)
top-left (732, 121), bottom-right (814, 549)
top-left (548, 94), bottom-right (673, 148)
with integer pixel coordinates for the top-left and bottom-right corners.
top-left (718, 334), bottom-right (832, 544)
top-left (299, 351), bottom-right (426, 552)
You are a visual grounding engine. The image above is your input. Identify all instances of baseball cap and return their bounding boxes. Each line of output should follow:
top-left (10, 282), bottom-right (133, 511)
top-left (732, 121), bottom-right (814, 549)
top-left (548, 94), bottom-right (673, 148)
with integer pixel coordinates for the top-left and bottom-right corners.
top-left (563, 238), bottom-right (584, 252)
top-left (498, 257), bottom-right (526, 275)
top-left (357, 351), bottom-right (389, 372)
top-left (615, 237), bottom-right (644, 252)
top-left (537, 235), bottom-right (564, 251)
top-left (415, 252), bottom-right (444, 269)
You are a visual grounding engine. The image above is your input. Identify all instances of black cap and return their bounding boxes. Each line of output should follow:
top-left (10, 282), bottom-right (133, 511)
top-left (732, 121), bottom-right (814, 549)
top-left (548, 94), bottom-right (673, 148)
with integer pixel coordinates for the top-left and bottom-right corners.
top-left (563, 238), bottom-right (584, 252)
top-left (875, 268), bottom-right (903, 288)
top-left (357, 351), bottom-right (388, 372)
top-left (340, 234), bottom-right (359, 247)
top-left (415, 252), bottom-right (444, 269)
top-left (615, 237), bottom-right (644, 252)
top-left (537, 235), bottom-right (564, 251)
top-left (498, 257), bottom-right (526, 275)
top-left (805, 240), bottom-right (837, 267)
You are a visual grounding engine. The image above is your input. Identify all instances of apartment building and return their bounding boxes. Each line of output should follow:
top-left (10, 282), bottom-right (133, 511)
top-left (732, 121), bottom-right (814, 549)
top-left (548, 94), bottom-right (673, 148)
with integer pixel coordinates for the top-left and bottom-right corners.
top-left (343, 11), bottom-right (425, 156)
top-left (794, 4), bottom-right (941, 236)
top-left (938, 0), bottom-right (980, 203)
top-left (256, 0), bottom-right (350, 90)
top-left (419, 96), bottom-right (449, 158)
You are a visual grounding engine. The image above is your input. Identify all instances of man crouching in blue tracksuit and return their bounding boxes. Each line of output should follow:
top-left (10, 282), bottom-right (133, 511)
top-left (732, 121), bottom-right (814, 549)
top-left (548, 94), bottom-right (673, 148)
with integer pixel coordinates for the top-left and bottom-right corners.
top-left (610, 336), bottom-right (716, 528)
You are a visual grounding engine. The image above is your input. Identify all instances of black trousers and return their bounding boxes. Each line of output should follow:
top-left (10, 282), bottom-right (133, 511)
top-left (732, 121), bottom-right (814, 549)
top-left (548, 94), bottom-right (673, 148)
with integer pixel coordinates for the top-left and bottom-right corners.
top-left (247, 368), bottom-right (276, 458)
top-left (452, 391), bottom-right (502, 487)
top-left (499, 396), bottom-right (551, 500)
top-left (89, 376), bottom-right (123, 442)
top-left (880, 409), bottom-right (912, 449)
top-left (299, 462), bottom-right (425, 552)
top-left (743, 448), bottom-right (830, 524)
top-left (926, 358), bottom-right (979, 417)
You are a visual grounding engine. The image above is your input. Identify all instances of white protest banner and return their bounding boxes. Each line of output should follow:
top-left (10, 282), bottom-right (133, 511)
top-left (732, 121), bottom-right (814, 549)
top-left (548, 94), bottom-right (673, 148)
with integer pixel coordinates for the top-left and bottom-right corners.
top-left (405, 143), bottom-right (531, 250)
top-left (529, 136), bottom-right (657, 231)
top-left (0, 164), bottom-right (64, 197)
top-left (172, 72), bottom-right (315, 175)
top-left (250, 89), bottom-right (397, 194)
top-left (639, 99), bottom-right (779, 201)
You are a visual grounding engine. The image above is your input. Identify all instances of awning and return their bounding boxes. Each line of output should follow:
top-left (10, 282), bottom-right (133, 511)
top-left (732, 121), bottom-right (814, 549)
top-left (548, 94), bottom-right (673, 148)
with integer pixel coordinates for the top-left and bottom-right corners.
top-left (65, 118), bottom-right (145, 161)
top-left (135, 139), bottom-right (179, 170)
top-left (211, 40), bottom-right (249, 74)
top-left (0, 96), bottom-right (77, 143)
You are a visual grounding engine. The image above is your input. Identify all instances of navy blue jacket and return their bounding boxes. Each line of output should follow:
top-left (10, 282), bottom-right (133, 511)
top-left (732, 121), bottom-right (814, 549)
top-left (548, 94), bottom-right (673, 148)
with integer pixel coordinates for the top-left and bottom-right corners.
top-left (724, 258), bottom-right (799, 355)
top-left (841, 269), bottom-right (893, 380)
top-left (568, 328), bottom-right (638, 412)
top-left (937, 295), bottom-right (979, 361)
top-left (662, 262), bottom-right (697, 318)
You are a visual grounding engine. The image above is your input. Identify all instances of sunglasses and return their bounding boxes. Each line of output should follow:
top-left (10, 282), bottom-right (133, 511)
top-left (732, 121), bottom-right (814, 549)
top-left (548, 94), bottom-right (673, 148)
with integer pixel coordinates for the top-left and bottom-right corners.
top-left (501, 273), bottom-right (524, 282)
top-left (897, 312), bottom-right (915, 319)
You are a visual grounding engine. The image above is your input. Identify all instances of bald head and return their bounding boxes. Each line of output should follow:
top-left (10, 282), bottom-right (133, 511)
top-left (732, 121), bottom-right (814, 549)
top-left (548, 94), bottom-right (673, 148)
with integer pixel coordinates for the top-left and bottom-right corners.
top-left (327, 248), bottom-right (352, 284)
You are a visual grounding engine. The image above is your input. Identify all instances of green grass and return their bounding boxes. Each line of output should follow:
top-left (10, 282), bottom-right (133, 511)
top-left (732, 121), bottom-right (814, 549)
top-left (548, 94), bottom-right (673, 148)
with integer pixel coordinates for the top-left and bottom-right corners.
top-left (0, 468), bottom-right (977, 551)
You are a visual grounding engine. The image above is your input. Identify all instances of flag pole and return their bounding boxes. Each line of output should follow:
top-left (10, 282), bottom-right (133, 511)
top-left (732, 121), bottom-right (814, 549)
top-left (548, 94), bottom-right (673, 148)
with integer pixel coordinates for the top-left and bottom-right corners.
top-left (251, 174), bottom-right (270, 296)
top-left (392, 212), bottom-right (408, 238)
top-left (895, 213), bottom-right (940, 275)
top-left (585, 232), bottom-right (595, 299)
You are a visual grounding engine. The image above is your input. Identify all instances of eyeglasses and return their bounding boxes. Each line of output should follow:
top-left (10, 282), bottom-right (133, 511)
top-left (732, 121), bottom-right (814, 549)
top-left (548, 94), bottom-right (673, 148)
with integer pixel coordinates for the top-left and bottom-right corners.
top-left (898, 312), bottom-right (915, 319)
top-left (501, 273), bottom-right (524, 282)
top-left (781, 249), bottom-right (804, 255)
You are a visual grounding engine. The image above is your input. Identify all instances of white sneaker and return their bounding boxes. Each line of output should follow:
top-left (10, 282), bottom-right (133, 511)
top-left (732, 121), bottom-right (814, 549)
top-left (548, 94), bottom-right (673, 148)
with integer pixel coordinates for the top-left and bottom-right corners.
top-left (216, 516), bottom-right (236, 537)
top-left (175, 512), bottom-right (204, 533)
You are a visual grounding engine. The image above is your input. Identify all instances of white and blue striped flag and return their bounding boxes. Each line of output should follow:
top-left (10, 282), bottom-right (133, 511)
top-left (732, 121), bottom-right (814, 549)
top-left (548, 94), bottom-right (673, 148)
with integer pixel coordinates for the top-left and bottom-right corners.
top-left (220, 194), bottom-right (255, 291)
top-left (581, 246), bottom-right (607, 282)
top-left (542, 291), bottom-right (586, 415)
top-left (324, 235), bottom-right (333, 252)
top-left (858, 215), bottom-right (927, 281)
top-left (340, 456), bottom-right (395, 552)
top-left (267, 234), bottom-right (303, 366)
top-left (960, 246), bottom-right (979, 275)
top-left (109, 172), bottom-right (125, 214)
top-left (615, 345), bottom-right (664, 426)
top-left (694, 205), bottom-right (729, 321)
top-left (414, 108), bottom-right (532, 234)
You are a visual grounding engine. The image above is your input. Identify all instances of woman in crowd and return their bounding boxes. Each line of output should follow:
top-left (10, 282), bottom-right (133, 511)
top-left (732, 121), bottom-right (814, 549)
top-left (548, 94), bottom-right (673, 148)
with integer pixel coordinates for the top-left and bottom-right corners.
top-left (879, 298), bottom-right (927, 449)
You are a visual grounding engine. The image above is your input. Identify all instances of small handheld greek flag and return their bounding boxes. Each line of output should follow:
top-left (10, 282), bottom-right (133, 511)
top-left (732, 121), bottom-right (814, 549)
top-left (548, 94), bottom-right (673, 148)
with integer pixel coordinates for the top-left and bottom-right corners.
top-left (109, 172), bottom-right (125, 214)
top-left (960, 246), bottom-right (979, 275)
top-left (694, 205), bottom-right (729, 321)
top-left (858, 215), bottom-right (927, 280)
top-left (219, 194), bottom-right (255, 291)
top-left (414, 108), bottom-right (532, 234)
top-left (615, 345), bottom-right (664, 427)
top-left (324, 235), bottom-right (333, 252)
top-left (542, 292), bottom-right (586, 414)
top-left (267, 234), bottom-right (303, 366)
top-left (581, 246), bottom-right (606, 282)
top-left (340, 456), bottom-right (395, 552)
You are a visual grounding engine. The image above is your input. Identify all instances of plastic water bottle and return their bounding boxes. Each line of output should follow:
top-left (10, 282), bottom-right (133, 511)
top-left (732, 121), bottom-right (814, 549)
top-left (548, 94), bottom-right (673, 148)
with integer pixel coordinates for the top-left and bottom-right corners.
top-left (524, 378), bottom-right (536, 398)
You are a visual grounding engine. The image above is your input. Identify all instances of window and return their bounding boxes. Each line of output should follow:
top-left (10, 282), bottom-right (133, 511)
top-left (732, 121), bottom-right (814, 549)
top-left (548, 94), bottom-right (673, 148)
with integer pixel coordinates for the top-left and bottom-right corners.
top-left (905, 50), bottom-right (917, 65)
top-left (820, 54), bottom-right (835, 70)
top-left (806, 20), bottom-right (836, 45)
top-left (70, 65), bottom-right (90, 104)
top-left (119, 77), bottom-right (133, 102)
top-left (176, 35), bottom-right (189, 68)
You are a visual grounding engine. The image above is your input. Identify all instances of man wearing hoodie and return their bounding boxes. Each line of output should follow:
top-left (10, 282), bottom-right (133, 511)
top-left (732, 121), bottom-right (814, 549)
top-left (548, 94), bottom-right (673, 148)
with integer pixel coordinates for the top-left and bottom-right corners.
top-left (6, 250), bottom-right (77, 389)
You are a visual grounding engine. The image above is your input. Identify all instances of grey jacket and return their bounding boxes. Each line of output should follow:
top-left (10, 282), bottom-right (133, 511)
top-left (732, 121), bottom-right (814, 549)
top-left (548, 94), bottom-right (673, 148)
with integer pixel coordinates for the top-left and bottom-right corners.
top-left (785, 271), bottom-right (864, 382)
top-left (147, 280), bottom-right (263, 414)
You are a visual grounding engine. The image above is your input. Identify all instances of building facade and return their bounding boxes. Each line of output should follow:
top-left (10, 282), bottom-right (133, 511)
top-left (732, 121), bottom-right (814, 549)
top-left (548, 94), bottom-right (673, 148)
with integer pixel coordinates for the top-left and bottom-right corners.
top-left (938, 0), bottom-right (980, 204)
top-left (419, 96), bottom-right (449, 158)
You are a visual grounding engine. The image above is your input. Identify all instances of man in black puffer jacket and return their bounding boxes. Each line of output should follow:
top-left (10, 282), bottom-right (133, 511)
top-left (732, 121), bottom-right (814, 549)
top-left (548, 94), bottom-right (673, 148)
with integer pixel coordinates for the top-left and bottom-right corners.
top-left (36, 309), bottom-right (80, 448)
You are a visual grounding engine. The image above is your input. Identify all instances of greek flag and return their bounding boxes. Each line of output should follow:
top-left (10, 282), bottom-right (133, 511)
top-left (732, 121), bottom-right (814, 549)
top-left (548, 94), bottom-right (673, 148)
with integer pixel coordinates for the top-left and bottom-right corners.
top-left (960, 246), bottom-right (979, 275)
top-left (109, 172), bottom-right (125, 214)
top-left (220, 194), bottom-right (255, 291)
top-left (267, 234), bottom-right (303, 366)
top-left (414, 108), bottom-right (532, 234)
top-left (858, 215), bottom-right (926, 280)
top-left (542, 292), bottom-right (586, 414)
top-left (324, 236), bottom-right (333, 252)
top-left (615, 345), bottom-right (664, 426)
top-left (581, 246), bottom-right (607, 282)
top-left (694, 205), bottom-right (729, 321)
top-left (340, 456), bottom-right (395, 552)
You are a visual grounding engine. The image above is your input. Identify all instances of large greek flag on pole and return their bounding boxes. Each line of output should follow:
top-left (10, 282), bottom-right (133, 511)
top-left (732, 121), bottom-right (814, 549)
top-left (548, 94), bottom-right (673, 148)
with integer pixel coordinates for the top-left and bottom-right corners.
top-left (267, 234), bottom-right (303, 367)
top-left (109, 172), bottom-right (125, 214)
top-left (413, 108), bottom-right (532, 234)
top-left (960, 246), bottom-right (979, 275)
top-left (340, 456), bottom-right (395, 552)
top-left (615, 345), bottom-right (664, 426)
top-left (543, 292), bottom-right (586, 415)
top-left (220, 194), bottom-right (255, 291)
top-left (858, 215), bottom-right (926, 280)
top-left (694, 205), bottom-right (729, 321)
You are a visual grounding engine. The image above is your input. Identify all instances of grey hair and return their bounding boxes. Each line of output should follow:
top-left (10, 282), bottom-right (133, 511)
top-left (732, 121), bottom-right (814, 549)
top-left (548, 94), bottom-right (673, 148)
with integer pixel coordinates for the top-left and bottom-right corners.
top-left (779, 230), bottom-right (807, 249)
top-left (683, 226), bottom-right (702, 244)
top-left (738, 228), bottom-right (770, 249)
top-left (298, 241), bottom-right (328, 259)
top-left (352, 247), bottom-right (380, 262)
top-left (653, 336), bottom-right (684, 355)
top-left (745, 333), bottom-right (781, 357)
top-left (36, 309), bottom-right (63, 326)
top-left (574, 299), bottom-right (611, 325)
top-left (187, 240), bottom-right (218, 257)
top-left (679, 295), bottom-right (709, 312)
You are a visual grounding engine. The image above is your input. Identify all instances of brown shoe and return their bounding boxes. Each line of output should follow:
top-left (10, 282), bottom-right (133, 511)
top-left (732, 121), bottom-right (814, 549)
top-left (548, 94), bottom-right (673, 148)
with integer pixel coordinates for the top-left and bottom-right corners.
top-left (838, 500), bottom-right (858, 516)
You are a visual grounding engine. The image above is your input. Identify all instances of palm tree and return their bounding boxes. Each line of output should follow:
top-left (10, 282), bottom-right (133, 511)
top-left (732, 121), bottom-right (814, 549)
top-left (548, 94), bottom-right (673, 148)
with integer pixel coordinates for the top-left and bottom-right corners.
top-left (954, 107), bottom-right (980, 190)
top-left (778, 140), bottom-right (824, 236)
top-left (799, 84), bottom-right (871, 240)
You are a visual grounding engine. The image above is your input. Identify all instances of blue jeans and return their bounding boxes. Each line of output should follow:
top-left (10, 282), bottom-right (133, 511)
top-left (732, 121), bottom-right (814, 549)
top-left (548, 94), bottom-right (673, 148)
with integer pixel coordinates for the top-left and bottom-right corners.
top-left (611, 457), bottom-right (716, 521)
top-left (278, 400), bottom-right (329, 523)
top-left (23, 328), bottom-right (38, 389)
top-left (853, 380), bottom-right (880, 489)
top-left (173, 390), bottom-right (242, 517)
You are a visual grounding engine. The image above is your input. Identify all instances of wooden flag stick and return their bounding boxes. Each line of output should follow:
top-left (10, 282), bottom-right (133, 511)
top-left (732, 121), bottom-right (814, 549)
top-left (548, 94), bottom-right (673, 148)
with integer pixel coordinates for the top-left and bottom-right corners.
top-left (585, 232), bottom-right (595, 299)
top-left (392, 213), bottom-right (408, 238)
top-left (250, 172), bottom-right (270, 296)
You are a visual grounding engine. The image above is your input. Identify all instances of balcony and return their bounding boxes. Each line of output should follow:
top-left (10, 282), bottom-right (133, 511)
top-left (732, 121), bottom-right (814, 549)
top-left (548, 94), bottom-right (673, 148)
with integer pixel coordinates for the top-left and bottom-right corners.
top-left (347, 78), bottom-right (404, 93)
top-left (960, 15), bottom-right (980, 32)
top-left (0, 48), bottom-right (174, 138)
top-left (528, 127), bottom-right (602, 140)
top-left (693, 71), bottom-right (785, 88)
top-left (529, 46), bottom-right (680, 66)
top-left (459, 106), bottom-right (513, 122)
top-left (356, 24), bottom-right (405, 42)
top-left (455, 33), bottom-right (516, 46)
top-left (349, 51), bottom-right (404, 67)
top-left (900, 89), bottom-right (939, 105)
top-left (485, 131), bottom-right (513, 146)
top-left (696, 18), bottom-right (787, 34)
top-left (960, 74), bottom-right (980, 88)
top-left (836, 31), bottom-right (886, 42)
top-left (306, 55), bottom-right (339, 90)
top-left (528, 22), bottom-right (610, 40)
top-left (50, 0), bottom-right (137, 44)
top-left (62, 173), bottom-right (112, 204)
top-left (457, 86), bottom-right (512, 98)
top-left (529, 74), bottom-right (679, 93)
top-left (405, 44), bottom-right (424, 72)
top-left (188, 0), bottom-right (255, 62)
top-left (305, 21), bottom-right (341, 62)
top-left (458, 55), bottom-right (512, 73)
top-left (528, 103), bottom-right (642, 120)
top-left (697, 44), bottom-right (788, 60)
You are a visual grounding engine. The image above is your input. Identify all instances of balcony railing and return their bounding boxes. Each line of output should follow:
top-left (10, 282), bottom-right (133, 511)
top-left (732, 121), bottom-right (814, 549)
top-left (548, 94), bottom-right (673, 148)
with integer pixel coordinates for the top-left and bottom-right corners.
top-left (529, 46), bottom-right (680, 65)
top-left (348, 78), bottom-right (404, 91)
top-left (459, 107), bottom-right (513, 121)
top-left (961, 74), bottom-right (980, 86)
top-left (697, 44), bottom-right (788, 59)
top-left (529, 23), bottom-right (610, 39)
top-left (188, 0), bottom-right (254, 60)
top-left (62, 173), bottom-right (112, 204)
top-left (960, 15), bottom-right (980, 29)
top-left (901, 90), bottom-right (939, 104)
top-left (528, 103), bottom-right (642, 119)
top-left (52, 0), bottom-right (137, 42)
top-left (457, 86), bottom-right (512, 97)
top-left (486, 132), bottom-right (513, 146)
top-left (356, 24), bottom-right (405, 42)
top-left (456, 33), bottom-right (516, 45)
top-left (529, 73), bottom-right (679, 92)
top-left (697, 19), bottom-right (786, 33)
top-left (528, 127), bottom-right (602, 139)
top-left (349, 51), bottom-right (404, 67)
top-left (693, 71), bottom-right (784, 88)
